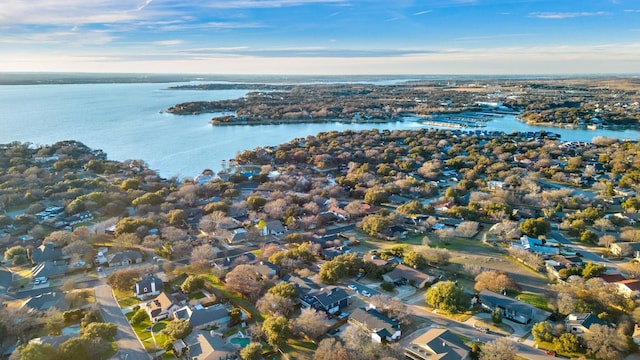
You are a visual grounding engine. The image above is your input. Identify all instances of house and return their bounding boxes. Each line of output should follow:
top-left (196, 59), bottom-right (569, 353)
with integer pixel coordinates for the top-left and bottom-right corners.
top-left (281, 274), bottom-right (319, 298)
top-left (254, 261), bottom-right (279, 279)
top-left (212, 253), bottom-right (257, 271)
top-left (134, 273), bottom-right (164, 300)
top-left (22, 291), bottom-right (69, 312)
top-left (262, 220), bottom-right (287, 236)
top-left (145, 291), bottom-right (187, 322)
top-left (516, 235), bottom-right (559, 256)
top-left (65, 211), bottom-right (93, 226)
top-left (404, 328), bottom-right (470, 360)
top-left (302, 287), bottom-right (350, 314)
top-left (328, 206), bottom-right (350, 221)
top-left (478, 289), bottom-right (550, 324)
top-left (565, 313), bottom-right (606, 335)
top-left (183, 330), bottom-right (239, 360)
top-left (487, 180), bottom-right (506, 190)
top-left (349, 307), bottom-right (401, 343)
top-left (363, 254), bottom-right (393, 267)
top-left (388, 194), bottom-right (411, 205)
top-left (30, 242), bottom-right (65, 264)
top-left (227, 228), bottom-right (248, 244)
top-left (599, 273), bottom-right (627, 284)
top-left (382, 264), bottom-right (436, 289)
top-left (615, 279), bottom-right (640, 298)
top-left (28, 335), bottom-right (72, 350)
top-left (383, 225), bottom-right (409, 240)
top-left (31, 261), bottom-right (68, 279)
top-left (107, 250), bottom-right (142, 267)
top-left (174, 304), bottom-right (231, 329)
top-left (611, 242), bottom-right (640, 257)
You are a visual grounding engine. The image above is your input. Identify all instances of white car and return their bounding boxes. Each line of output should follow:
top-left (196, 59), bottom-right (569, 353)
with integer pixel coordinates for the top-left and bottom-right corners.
top-left (348, 284), bottom-right (357, 291)
top-left (361, 290), bottom-right (371, 297)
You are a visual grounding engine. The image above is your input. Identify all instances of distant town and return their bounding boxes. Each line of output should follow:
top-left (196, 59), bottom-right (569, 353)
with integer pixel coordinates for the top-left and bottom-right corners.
top-left (3, 78), bottom-right (640, 360)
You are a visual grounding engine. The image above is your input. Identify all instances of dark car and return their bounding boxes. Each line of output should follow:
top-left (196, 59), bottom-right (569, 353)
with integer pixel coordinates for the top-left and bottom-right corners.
top-left (328, 328), bottom-right (340, 335)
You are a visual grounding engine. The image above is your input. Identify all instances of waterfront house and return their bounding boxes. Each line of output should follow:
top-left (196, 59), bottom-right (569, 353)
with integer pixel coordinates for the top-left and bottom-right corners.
top-left (349, 307), bottom-right (401, 343)
top-left (404, 328), bottom-right (470, 360)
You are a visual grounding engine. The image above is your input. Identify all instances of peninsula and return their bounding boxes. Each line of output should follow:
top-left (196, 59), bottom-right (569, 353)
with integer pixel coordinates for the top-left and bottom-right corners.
top-left (167, 77), bottom-right (640, 128)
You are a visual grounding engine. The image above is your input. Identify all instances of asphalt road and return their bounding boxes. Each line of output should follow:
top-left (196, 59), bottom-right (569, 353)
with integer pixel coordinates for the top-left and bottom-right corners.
top-left (95, 285), bottom-right (150, 360)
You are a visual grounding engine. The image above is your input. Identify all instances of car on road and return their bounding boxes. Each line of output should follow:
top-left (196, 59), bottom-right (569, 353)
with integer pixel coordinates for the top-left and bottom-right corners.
top-left (328, 328), bottom-right (340, 335)
top-left (348, 284), bottom-right (357, 290)
top-left (361, 290), bottom-right (371, 297)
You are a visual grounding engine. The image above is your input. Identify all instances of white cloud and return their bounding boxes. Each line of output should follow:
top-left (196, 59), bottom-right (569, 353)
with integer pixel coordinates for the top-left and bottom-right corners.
top-left (413, 10), bottom-right (432, 16)
top-left (202, 0), bottom-right (347, 8)
top-left (529, 11), bottom-right (608, 19)
top-left (151, 40), bottom-right (183, 46)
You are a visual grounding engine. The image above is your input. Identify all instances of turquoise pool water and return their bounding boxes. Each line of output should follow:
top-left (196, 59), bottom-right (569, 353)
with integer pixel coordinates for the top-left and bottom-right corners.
top-left (230, 337), bottom-right (251, 348)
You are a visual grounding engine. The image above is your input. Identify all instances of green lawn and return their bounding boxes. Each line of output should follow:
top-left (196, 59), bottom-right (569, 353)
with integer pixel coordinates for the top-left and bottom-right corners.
top-left (189, 291), bottom-right (206, 300)
top-left (281, 338), bottom-right (317, 359)
top-left (125, 312), bottom-right (169, 352)
top-left (516, 292), bottom-right (551, 311)
top-left (118, 296), bottom-right (141, 308)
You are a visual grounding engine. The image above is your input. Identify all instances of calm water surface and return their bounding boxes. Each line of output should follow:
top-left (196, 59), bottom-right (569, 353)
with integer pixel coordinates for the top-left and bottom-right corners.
top-left (1, 83), bottom-right (639, 178)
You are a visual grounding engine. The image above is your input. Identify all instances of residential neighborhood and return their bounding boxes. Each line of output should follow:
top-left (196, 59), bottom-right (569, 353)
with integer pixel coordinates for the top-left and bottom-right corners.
top-left (4, 125), bottom-right (640, 360)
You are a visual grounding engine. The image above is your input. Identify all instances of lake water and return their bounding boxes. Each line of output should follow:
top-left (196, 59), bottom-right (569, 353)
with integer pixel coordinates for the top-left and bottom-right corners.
top-left (1, 82), bottom-right (639, 178)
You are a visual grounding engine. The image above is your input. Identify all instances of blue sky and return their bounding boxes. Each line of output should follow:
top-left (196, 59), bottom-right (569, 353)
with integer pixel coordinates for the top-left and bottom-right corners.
top-left (1, 0), bottom-right (638, 74)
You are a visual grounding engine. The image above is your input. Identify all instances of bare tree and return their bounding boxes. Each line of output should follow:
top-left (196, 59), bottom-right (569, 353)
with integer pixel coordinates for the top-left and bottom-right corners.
top-left (480, 338), bottom-right (516, 360)
top-left (256, 293), bottom-right (294, 317)
top-left (583, 324), bottom-right (628, 360)
top-left (598, 234), bottom-right (617, 249)
top-left (190, 244), bottom-right (217, 270)
top-left (225, 264), bottom-right (264, 302)
top-left (474, 270), bottom-right (520, 293)
top-left (293, 308), bottom-right (327, 339)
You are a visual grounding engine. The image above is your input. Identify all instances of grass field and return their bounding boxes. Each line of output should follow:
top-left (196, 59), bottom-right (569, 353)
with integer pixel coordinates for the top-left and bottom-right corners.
top-left (516, 292), bottom-right (551, 311)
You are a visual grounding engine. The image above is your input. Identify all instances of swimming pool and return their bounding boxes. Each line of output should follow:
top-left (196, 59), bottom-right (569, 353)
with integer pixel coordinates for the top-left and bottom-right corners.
top-left (230, 337), bottom-right (251, 348)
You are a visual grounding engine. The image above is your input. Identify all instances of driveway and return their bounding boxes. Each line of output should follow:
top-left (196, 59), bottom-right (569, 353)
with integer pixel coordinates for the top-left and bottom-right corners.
top-left (95, 285), bottom-right (150, 360)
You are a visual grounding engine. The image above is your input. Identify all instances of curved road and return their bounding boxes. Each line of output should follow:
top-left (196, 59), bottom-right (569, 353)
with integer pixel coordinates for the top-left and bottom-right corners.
top-left (95, 285), bottom-right (150, 360)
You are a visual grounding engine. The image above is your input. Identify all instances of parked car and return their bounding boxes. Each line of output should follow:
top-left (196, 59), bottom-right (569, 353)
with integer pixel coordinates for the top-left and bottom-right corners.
top-left (348, 284), bottom-right (357, 291)
top-left (328, 328), bottom-right (340, 335)
top-left (361, 290), bottom-right (371, 297)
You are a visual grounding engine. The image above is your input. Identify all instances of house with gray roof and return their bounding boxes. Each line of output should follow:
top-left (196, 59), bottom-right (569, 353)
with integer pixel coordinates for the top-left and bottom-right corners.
top-left (565, 312), bottom-right (606, 335)
top-left (183, 330), bottom-right (238, 360)
top-left (405, 328), bottom-right (470, 360)
top-left (349, 307), bottom-right (401, 343)
top-left (30, 242), bottom-right (65, 264)
top-left (173, 304), bottom-right (230, 329)
top-left (31, 260), bottom-right (68, 279)
top-left (134, 273), bottom-right (164, 300)
top-left (478, 289), bottom-right (550, 324)
top-left (107, 250), bottom-right (142, 267)
top-left (301, 287), bottom-right (350, 314)
top-left (382, 264), bottom-right (436, 289)
top-left (22, 291), bottom-right (68, 311)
